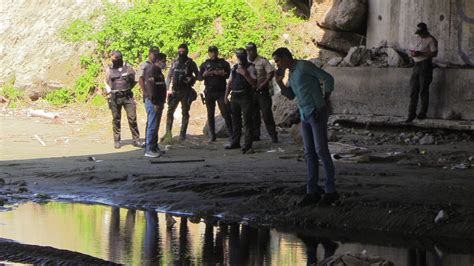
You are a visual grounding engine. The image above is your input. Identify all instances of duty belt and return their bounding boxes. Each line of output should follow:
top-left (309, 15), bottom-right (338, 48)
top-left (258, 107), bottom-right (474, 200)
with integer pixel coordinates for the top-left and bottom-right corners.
top-left (231, 90), bottom-right (248, 95)
top-left (111, 90), bottom-right (132, 97)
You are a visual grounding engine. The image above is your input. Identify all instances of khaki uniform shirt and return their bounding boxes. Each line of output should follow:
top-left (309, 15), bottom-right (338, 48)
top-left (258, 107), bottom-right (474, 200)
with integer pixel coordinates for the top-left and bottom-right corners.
top-left (249, 55), bottom-right (275, 88)
top-left (412, 35), bottom-right (438, 62)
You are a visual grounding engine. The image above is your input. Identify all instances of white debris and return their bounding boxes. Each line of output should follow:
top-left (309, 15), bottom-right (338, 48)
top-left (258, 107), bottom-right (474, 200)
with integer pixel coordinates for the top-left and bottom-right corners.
top-left (434, 210), bottom-right (447, 224)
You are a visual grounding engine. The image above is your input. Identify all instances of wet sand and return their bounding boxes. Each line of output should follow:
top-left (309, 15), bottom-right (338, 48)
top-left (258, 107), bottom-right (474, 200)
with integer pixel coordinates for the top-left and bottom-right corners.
top-left (1, 108), bottom-right (473, 252)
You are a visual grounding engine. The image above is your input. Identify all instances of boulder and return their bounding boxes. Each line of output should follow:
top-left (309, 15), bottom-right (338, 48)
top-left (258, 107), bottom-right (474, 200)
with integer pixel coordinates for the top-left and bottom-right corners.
top-left (443, 110), bottom-right (462, 120)
top-left (343, 46), bottom-right (372, 66)
top-left (328, 57), bottom-right (343, 66)
top-left (309, 58), bottom-right (325, 68)
top-left (203, 115), bottom-right (230, 138)
top-left (317, 29), bottom-right (365, 54)
top-left (419, 134), bottom-right (435, 145)
top-left (272, 93), bottom-right (300, 128)
top-left (289, 123), bottom-right (303, 144)
top-left (321, 0), bottom-right (368, 33)
top-left (386, 48), bottom-right (404, 67)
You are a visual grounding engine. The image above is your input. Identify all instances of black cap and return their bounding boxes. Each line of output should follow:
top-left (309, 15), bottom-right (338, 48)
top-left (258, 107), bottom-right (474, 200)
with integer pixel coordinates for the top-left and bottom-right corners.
top-left (415, 23), bottom-right (428, 35)
top-left (149, 47), bottom-right (160, 53)
top-left (208, 46), bottom-right (218, 52)
top-left (111, 51), bottom-right (122, 59)
top-left (246, 42), bottom-right (257, 50)
top-left (235, 48), bottom-right (247, 56)
top-left (178, 43), bottom-right (189, 51)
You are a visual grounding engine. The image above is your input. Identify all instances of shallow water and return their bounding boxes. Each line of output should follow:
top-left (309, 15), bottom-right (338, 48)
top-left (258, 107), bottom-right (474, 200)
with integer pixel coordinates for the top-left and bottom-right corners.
top-left (0, 202), bottom-right (472, 265)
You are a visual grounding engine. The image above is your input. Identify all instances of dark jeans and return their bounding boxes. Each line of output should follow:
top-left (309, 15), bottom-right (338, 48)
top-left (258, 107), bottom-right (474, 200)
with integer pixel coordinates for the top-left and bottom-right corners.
top-left (144, 98), bottom-right (164, 152)
top-left (252, 91), bottom-right (278, 140)
top-left (109, 93), bottom-right (140, 142)
top-left (230, 92), bottom-right (253, 149)
top-left (165, 89), bottom-right (192, 138)
top-left (301, 107), bottom-right (335, 194)
top-left (408, 60), bottom-right (433, 118)
top-left (205, 89), bottom-right (233, 139)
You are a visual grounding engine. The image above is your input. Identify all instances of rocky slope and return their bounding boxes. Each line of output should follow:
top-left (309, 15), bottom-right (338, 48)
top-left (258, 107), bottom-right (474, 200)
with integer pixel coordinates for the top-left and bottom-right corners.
top-left (0, 0), bottom-right (104, 98)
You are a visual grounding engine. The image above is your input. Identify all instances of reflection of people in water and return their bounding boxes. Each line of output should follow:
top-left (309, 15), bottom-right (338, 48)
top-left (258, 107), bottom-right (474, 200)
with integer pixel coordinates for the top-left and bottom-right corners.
top-left (108, 207), bottom-right (121, 262)
top-left (178, 217), bottom-right (191, 264)
top-left (408, 248), bottom-right (443, 266)
top-left (123, 209), bottom-right (136, 259)
top-left (228, 224), bottom-right (244, 265)
top-left (255, 228), bottom-right (271, 265)
top-left (202, 222), bottom-right (215, 265)
top-left (143, 210), bottom-right (160, 265)
top-left (298, 234), bottom-right (338, 265)
top-left (214, 224), bottom-right (227, 264)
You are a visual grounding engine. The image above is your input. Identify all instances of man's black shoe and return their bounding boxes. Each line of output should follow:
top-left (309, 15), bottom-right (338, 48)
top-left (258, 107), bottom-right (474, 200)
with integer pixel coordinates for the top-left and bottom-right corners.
top-left (241, 147), bottom-right (254, 154)
top-left (417, 113), bottom-right (427, 120)
top-left (271, 137), bottom-right (279, 144)
top-left (253, 136), bottom-right (261, 141)
top-left (114, 141), bottom-right (121, 149)
top-left (315, 186), bottom-right (325, 195)
top-left (297, 193), bottom-right (322, 207)
top-left (405, 117), bottom-right (415, 123)
top-left (318, 192), bottom-right (340, 206)
top-left (133, 140), bottom-right (145, 148)
top-left (208, 135), bottom-right (217, 143)
top-left (224, 143), bottom-right (241, 150)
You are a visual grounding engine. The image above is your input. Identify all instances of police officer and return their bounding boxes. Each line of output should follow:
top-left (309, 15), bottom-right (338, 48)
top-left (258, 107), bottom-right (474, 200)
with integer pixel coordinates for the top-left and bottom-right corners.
top-left (246, 42), bottom-right (278, 143)
top-left (142, 53), bottom-right (167, 158)
top-left (162, 44), bottom-right (199, 142)
top-left (199, 46), bottom-right (233, 143)
top-left (224, 48), bottom-right (257, 154)
top-left (105, 51), bottom-right (142, 149)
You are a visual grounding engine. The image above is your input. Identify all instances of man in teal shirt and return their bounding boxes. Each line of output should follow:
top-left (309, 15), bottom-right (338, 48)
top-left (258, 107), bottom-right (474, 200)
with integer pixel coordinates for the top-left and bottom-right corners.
top-left (273, 47), bottom-right (338, 206)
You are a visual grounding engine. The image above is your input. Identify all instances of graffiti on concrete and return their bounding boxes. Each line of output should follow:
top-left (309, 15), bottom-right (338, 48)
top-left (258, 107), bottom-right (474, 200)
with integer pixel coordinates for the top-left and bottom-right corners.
top-left (456, 0), bottom-right (474, 66)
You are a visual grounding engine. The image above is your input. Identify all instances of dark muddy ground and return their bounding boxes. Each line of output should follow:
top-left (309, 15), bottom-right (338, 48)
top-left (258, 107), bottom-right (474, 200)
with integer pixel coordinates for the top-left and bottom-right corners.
top-left (0, 109), bottom-right (473, 254)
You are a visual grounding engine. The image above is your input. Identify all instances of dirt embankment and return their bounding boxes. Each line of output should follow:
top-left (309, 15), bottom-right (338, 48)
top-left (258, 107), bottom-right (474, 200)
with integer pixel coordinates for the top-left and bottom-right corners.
top-left (1, 107), bottom-right (473, 252)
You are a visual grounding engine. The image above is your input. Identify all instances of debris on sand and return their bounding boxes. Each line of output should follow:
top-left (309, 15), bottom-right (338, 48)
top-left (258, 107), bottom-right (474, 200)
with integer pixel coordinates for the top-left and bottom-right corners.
top-left (34, 134), bottom-right (46, 146)
top-left (434, 209), bottom-right (447, 224)
top-left (28, 109), bottom-right (59, 120)
top-left (329, 142), bottom-right (371, 163)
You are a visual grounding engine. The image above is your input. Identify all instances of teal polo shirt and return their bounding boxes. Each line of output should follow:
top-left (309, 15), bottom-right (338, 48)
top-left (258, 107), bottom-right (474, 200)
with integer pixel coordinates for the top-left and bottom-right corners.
top-left (283, 60), bottom-right (334, 120)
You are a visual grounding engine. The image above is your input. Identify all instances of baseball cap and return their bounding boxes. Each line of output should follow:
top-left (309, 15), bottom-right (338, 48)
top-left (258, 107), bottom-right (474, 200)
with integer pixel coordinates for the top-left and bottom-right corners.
top-left (415, 23), bottom-right (428, 35)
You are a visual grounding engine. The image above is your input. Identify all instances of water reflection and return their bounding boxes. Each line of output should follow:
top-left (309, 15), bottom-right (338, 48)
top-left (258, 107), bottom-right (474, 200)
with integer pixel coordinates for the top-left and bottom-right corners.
top-left (0, 202), bottom-right (472, 265)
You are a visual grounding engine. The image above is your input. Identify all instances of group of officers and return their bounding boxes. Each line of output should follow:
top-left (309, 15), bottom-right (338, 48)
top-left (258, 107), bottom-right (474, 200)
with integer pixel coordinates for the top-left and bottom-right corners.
top-left (104, 22), bottom-right (438, 207)
top-left (105, 42), bottom-right (279, 158)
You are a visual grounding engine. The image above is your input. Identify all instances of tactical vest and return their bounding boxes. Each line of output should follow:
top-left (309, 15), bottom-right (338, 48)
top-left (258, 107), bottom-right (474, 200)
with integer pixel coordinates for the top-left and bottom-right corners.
top-left (149, 66), bottom-right (167, 103)
top-left (109, 64), bottom-right (132, 92)
top-left (172, 59), bottom-right (194, 89)
top-left (231, 63), bottom-right (253, 92)
top-left (203, 59), bottom-right (228, 89)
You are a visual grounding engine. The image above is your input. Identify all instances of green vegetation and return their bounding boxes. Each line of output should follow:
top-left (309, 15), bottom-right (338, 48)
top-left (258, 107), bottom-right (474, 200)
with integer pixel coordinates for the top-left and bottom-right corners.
top-left (44, 88), bottom-right (74, 105)
top-left (0, 77), bottom-right (24, 108)
top-left (90, 94), bottom-right (107, 107)
top-left (74, 55), bottom-right (102, 103)
top-left (59, 0), bottom-right (302, 105)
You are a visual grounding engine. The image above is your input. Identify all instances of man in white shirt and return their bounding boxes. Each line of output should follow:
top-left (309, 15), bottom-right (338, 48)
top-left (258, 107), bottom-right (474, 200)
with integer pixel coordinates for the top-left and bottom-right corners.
top-left (406, 22), bottom-right (438, 123)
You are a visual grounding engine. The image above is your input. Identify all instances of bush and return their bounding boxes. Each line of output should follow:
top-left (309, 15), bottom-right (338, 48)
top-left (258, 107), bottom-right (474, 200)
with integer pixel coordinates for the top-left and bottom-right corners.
top-left (74, 56), bottom-right (102, 103)
top-left (60, 0), bottom-right (302, 105)
top-left (0, 80), bottom-right (24, 108)
top-left (45, 88), bottom-right (74, 105)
